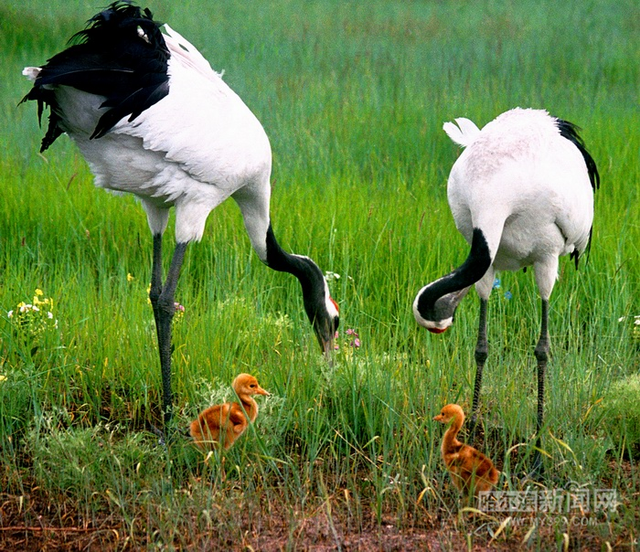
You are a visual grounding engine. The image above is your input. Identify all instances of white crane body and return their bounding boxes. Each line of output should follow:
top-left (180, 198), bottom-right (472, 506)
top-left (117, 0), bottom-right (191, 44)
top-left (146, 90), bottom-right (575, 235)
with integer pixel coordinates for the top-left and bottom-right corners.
top-left (414, 107), bottom-right (599, 475)
top-left (22, 3), bottom-right (339, 426)
top-left (446, 108), bottom-right (595, 299)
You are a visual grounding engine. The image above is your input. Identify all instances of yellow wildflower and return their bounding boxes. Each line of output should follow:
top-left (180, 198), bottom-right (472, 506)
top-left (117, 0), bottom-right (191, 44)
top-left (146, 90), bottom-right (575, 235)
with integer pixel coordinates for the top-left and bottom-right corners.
top-left (127, 273), bottom-right (135, 282)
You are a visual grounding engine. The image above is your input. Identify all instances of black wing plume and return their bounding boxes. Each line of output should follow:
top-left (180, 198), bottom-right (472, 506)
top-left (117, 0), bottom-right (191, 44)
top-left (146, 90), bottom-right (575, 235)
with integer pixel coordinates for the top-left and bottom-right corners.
top-left (21, 1), bottom-right (170, 150)
top-left (556, 117), bottom-right (600, 268)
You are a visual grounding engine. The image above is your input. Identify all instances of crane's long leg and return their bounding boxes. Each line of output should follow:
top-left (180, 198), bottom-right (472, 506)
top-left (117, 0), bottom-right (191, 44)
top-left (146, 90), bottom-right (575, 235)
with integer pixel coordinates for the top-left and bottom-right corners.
top-left (532, 299), bottom-right (549, 477)
top-left (149, 234), bottom-right (188, 427)
top-left (469, 298), bottom-right (489, 436)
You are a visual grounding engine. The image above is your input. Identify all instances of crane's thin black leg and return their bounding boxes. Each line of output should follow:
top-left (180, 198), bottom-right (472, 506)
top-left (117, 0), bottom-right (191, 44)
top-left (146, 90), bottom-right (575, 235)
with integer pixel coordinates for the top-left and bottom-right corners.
top-left (531, 299), bottom-right (549, 478)
top-left (149, 235), bottom-right (188, 429)
top-left (149, 234), bottom-right (163, 308)
top-left (469, 298), bottom-right (488, 438)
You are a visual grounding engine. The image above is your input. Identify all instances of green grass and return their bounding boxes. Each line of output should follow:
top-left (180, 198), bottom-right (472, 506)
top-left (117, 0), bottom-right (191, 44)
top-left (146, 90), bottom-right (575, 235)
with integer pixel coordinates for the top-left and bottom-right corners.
top-left (1, 0), bottom-right (639, 549)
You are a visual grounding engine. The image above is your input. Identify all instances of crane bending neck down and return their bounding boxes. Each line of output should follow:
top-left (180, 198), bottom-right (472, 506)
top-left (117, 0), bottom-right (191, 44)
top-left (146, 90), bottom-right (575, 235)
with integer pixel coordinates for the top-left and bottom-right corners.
top-left (413, 108), bottom-right (599, 476)
top-left (21, 2), bottom-right (339, 427)
top-left (413, 228), bottom-right (491, 333)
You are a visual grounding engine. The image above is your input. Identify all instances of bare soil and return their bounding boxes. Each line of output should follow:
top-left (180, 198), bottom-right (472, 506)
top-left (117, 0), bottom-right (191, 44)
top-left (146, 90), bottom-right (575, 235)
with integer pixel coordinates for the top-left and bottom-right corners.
top-left (1, 460), bottom-right (636, 551)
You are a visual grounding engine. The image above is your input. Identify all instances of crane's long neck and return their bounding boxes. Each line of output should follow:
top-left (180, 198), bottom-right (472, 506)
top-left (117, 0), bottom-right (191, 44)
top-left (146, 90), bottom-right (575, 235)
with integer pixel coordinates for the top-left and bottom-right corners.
top-left (265, 224), bottom-right (325, 294)
top-left (264, 224), bottom-right (337, 350)
top-left (414, 228), bottom-right (492, 328)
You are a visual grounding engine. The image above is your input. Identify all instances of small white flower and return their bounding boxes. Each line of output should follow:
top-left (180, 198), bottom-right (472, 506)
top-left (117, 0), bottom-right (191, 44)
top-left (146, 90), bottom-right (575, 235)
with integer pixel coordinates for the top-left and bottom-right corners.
top-left (47, 312), bottom-right (54, 319)
top-left (7, 310), bottom-right (13, 318)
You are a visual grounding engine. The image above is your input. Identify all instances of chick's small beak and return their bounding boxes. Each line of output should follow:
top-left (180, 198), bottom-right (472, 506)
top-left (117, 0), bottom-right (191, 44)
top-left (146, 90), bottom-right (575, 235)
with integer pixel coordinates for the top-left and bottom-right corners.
top-left (428, 327), bottom-right (448, 334)
top-left (257, 386), bottom-right (270, 397)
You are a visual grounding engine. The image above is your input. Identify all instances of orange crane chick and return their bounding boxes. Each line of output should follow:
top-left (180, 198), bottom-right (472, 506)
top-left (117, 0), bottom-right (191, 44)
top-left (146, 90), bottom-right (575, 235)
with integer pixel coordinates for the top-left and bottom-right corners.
top-left (191, 374), bottom-right (269, 450)
top-left (433, 404), bottom-right (499, 495)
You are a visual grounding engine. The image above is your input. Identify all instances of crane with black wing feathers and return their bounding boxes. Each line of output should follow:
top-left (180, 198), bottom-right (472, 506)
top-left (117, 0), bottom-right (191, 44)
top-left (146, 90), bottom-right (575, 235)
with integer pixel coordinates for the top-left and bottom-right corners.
top-left (22, 2), bottom-right (340, 427)
top-left (413, 108), bottom-right (599, 474)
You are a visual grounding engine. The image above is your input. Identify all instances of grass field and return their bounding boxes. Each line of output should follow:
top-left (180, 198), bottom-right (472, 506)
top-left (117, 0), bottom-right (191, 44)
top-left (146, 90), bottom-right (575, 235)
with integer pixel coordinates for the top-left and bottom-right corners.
top-left (1, 0), bottom-right (639, 549)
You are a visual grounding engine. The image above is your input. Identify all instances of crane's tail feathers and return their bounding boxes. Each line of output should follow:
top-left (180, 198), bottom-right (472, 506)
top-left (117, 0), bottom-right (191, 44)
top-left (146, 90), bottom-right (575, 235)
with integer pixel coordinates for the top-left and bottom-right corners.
top-left (22, 67), bottom-right (42, 82)
top-left (556, 118), bottom-right (600, 192)
top-left (162, 24), bottom-right (224, 80)
top-left (443, 117), bottom-right (481, 148)
top-left (21, 2), bottom-right (171, 148)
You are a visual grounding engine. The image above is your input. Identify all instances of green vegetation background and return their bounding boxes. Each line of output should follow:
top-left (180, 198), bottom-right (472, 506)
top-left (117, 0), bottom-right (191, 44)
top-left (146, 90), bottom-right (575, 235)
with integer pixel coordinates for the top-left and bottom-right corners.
top-left (1, 0), bottom-right (638, 548)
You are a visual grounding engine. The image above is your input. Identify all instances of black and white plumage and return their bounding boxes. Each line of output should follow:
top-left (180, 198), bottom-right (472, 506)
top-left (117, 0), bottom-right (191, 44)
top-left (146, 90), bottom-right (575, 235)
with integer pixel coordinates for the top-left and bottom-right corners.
top-left (413, 108), bottom-right (599, 473)
top-left (22, 2), bottom-right (339, 425)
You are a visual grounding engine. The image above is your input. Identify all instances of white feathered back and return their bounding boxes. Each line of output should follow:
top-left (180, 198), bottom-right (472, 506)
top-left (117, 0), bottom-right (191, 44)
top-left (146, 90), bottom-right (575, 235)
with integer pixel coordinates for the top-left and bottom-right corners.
top-left (162, 24), bottom-right (224, 81)
top-left (443, 117), bottom-right (481, 148)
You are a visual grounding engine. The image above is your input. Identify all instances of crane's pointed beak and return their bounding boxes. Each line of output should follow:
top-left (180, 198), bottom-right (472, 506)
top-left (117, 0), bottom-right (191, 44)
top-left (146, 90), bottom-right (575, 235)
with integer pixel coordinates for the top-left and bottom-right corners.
top-left (319, 333), bottom-right (336, 362)
top-left (313, 296), bottom-right (338, 362)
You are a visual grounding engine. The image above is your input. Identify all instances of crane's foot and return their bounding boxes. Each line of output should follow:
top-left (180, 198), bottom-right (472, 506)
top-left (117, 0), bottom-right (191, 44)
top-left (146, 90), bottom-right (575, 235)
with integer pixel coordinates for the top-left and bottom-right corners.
top-left (527, 444), bottom-right (545, 481)
top-left (467, 414), bottom-right (485, 449)
top-left (149, 421), bottom-right (188, 447)
top-left (468, 414), bottom-right (478, 438)
top-left (150, 423), bottom-right (168, 446)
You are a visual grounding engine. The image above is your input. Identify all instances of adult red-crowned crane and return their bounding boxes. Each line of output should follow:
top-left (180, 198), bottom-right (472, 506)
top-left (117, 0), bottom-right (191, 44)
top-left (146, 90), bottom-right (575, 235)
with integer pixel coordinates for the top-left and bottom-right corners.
top-left (413, 108), bottom-right (599, 473)
top-left (21, 2), bottom-right (339, 427)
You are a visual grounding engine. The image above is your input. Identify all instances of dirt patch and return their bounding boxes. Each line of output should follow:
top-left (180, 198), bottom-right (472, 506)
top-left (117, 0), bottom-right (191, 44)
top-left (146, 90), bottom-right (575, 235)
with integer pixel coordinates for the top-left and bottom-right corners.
top-left (1, 461), bottom-right (637, 551)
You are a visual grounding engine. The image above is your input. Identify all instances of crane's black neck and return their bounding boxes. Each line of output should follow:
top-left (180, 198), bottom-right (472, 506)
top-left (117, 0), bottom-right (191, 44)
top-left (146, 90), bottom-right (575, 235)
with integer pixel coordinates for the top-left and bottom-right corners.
top-left (264, 224), bottom-right (327, 323)
top-left (416, 228), bottom-right (491, 323)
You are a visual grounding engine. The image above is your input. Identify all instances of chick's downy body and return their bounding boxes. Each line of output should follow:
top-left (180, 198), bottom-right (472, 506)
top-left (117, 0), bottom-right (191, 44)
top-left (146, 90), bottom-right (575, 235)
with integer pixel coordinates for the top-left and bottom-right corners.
top-left (434, 404), bottom-right (499, 495)
top-left (191, 374), bottom-right (269, 450)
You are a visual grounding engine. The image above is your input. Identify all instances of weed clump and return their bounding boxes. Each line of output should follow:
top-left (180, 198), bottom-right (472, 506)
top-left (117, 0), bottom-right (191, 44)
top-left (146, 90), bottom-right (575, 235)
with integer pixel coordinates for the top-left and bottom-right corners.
top-left (603, 373), bottom-right (640, 456)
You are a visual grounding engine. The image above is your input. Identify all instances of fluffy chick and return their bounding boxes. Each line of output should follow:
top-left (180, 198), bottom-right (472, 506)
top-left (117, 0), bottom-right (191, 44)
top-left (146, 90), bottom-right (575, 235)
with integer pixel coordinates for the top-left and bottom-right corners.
top-left (433, 403), bottom-right (499, 495)
top-left (190, 373), bottom-right (269, 450)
